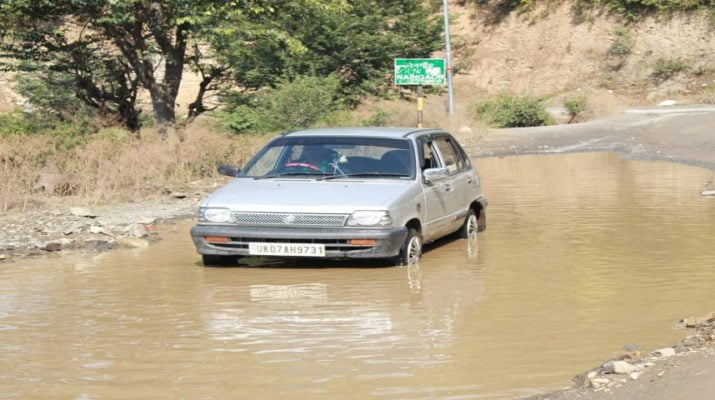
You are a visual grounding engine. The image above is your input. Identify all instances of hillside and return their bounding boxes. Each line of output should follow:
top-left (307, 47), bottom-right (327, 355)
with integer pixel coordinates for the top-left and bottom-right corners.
top-left (359, 1), bottom-right (715, 128)
top-left (2, 2), bottom-right (714, 122)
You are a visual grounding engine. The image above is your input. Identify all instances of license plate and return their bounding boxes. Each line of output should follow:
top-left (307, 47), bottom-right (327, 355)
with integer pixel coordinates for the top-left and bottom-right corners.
top-left (248, 242), bottom-right (326, 257)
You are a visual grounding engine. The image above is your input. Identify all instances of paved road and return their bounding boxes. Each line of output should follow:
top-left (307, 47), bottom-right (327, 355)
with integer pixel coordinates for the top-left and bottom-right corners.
top-left (473, 106), bottom-right (715, 172)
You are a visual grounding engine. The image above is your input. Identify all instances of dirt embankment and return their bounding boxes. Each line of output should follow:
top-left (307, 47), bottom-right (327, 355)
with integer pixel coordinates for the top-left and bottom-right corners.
top-left (526, 314), bottom-right (715, 400)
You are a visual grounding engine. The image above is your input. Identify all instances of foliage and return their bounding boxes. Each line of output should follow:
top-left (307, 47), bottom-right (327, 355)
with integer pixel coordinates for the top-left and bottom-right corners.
top-left (475, 95), bottom-right (554, 128)
top-left (217, 0), bottom-right (442, 103)
top-left (362, 108), bottom-right (393, 127)
top-left (14, 72), bottom-right (96, 122)
top-left (608, 27), bottom-right (635, 57)
top-left (563, 96), bottom-right (588, 122)
top-left (0, 0), bottom-right (348, 132)
top-left (652, 57), bottom-right (690, 80)
top-left (1, 0), bottom-right (439, 133)
top-left (220, 75), bottom-right (342, 133)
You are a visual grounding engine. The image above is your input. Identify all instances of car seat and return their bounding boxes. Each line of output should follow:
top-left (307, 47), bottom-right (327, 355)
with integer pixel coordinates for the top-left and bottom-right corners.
top-left (380, 149), bottom-right (411, 175)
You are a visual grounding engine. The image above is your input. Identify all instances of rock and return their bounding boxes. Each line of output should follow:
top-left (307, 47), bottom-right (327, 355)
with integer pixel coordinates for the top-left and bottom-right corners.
top-left (653, 347), bottom-right (676, 357)
top-left (590, 378), bottom-right (610, 388)
top-left (458, 126), bottom-right (474, 135)
top-left (83, 238), bottom-right (115, 251)
top-left (70, 207), bottom-right (98, 218)
top-left (118, 237), bottom-right (150, 249)
top-left (629, 371), bottom-right (642, 380)
top-left (0, 254), bottom-right (6, 261)
top-left (170, 192), bottom-right (187, 199)
top-left (623, 343), bottom-right (641, 352)
top-left (89, 225), bottom-right (113, 236)
top-left (124, 223), bottom-right (148, 238)
top-left (603, 360), bottom-right (636, 375)
top-left (701, 190), bottom-right (715, 196)
top-left (137, 217), bottom-right (157, 225)
top-left (658, 99), bottom-right (677, 107)
top-left (42, 241), bottom-right (63, 252)
top-left (63, 222), bottom-right (85, 235)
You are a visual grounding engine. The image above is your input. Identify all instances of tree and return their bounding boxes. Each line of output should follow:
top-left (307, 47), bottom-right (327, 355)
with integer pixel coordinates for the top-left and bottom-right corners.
top-left (216, 0), bottom-right (443, 102)
top-left (0, 0), bottom-right (346, 134)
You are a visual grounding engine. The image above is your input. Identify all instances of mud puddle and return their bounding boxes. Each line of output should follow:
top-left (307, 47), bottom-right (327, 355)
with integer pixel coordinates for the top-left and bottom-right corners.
top-left (1, 152), bottom-right (714, 399)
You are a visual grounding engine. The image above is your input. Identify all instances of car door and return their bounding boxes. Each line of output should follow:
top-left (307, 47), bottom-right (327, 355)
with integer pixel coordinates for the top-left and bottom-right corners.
top-left (432, 135), bottom-right (470, 233)
top-left (416, 135), bottom-right (451, 241)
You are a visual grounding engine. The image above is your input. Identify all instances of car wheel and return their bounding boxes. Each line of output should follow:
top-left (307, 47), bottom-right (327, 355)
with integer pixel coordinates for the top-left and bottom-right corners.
top-left (201, 254), bottom-right (239, 266)
top-left (395, 228), bottom-right (422, 266)
top-left (459, 209), bottom-right (479, 239)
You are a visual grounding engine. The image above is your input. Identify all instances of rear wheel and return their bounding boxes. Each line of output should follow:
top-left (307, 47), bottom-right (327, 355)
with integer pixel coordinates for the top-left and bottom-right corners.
top-left (459, 209), bottom-right (479, 239)
top-left (395, 228), bottom-right (422, 266)
top-left (201, 254), bottom-right (240, 266)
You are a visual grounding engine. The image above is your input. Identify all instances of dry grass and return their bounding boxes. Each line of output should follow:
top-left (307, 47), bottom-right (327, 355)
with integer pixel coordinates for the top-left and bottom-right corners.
top-left (0, 120), bottom-right (271, 212)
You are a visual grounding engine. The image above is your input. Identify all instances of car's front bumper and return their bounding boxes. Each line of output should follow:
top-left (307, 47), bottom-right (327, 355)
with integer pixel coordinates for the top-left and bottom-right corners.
top-left (190, 224), bottom-right (408, 259)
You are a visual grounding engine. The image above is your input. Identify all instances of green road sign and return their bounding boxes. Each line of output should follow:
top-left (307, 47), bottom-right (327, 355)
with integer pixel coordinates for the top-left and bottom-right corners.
top-left (394, 58), bottom-right (446, 85)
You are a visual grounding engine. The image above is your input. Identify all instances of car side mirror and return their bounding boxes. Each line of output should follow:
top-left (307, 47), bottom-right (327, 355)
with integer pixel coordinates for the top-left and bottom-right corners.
top-left (423, 167), bottom-right (449, 184)
top-left (218, 165), bottom-right (241, 177)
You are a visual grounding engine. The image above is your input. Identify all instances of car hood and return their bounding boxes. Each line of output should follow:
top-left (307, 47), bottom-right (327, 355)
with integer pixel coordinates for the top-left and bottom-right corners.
top-left (201, 178), bottom-right (414, 213)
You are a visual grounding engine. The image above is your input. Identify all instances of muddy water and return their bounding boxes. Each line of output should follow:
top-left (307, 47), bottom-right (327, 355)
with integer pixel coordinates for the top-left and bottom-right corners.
top-left (2, 153), bottom-right (715, 399)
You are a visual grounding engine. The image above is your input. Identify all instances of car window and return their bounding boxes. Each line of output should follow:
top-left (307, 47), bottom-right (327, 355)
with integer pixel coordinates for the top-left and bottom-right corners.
top-left (434, 138), bottom-right (461, 174)
top-left (240, 136), bottom-right (416, 179)
top-left (417, 136), bottom-right (439, 170)
top-left (451, 139), bottom-right (472, 169)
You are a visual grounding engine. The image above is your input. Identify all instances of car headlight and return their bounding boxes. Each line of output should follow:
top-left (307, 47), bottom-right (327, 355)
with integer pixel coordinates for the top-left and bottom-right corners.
top-left (346, 210), bottom-right (392, 227)
top-left (199, 207), bottom-right (232, 223)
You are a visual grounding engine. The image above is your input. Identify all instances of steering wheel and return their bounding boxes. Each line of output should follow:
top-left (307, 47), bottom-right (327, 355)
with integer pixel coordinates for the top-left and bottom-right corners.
top-left (284, 162), bottom-right (321, 172)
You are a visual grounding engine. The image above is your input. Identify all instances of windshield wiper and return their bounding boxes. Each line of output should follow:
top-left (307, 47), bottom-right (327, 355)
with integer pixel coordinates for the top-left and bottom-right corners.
top-left (320, 172), bottom-right (409, 180)
top-left (253, 172), bottom-right (329, 180)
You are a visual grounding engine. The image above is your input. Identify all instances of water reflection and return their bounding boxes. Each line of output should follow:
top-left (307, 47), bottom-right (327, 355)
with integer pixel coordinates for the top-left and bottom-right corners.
top-left (0, 153), bottom-right (714, 399)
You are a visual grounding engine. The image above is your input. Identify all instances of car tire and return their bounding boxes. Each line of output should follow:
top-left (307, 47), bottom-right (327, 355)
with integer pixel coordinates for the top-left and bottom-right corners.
top-left (201, 254), bottom-right (240, 266)
top-left (395, 228), bottom-right (422, 266)
top-left (459, 209), bottom-right (479, 239)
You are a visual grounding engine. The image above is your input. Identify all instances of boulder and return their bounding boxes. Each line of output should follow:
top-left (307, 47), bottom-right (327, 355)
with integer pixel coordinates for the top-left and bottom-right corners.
top-left (70, 207), bottom-right (98, 218)
top-left (124, 223), bottom-right (148, 238)
top-left (89, 225), bottom-right (113, 236)
top-left (653, 348), bottom-right (676, 357)
top-left (42, 242), bottom-right (63, 252)
top-left (137, 217), bottom-right (157, 225)
top-left (603, 360), bottom-right (636, 375)
top-left (118, 237), bottom-right (150, 249)
top-left (63, 222), bottom-right (85, 235)
top-left (701, 190), bottom-right (715, 196)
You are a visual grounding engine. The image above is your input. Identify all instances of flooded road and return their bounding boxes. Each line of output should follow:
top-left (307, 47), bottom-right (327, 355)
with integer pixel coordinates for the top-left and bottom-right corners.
top-left (2, 152), bottom-right (714, 399)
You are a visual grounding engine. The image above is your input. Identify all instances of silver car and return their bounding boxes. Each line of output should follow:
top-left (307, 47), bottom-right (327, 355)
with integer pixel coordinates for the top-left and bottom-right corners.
top-left (190, 127), bottom-right (487, 266)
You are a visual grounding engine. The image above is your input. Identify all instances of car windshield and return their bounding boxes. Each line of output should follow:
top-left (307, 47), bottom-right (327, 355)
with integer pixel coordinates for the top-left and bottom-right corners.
top-left (240, 136), bottom-right (416, 179)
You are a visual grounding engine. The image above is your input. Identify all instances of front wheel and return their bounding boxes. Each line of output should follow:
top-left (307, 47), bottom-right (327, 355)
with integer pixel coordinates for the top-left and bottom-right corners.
top-left (395, 228), bottom-right (422, 266)
top-left (201, 254), bottom-right (240, 266)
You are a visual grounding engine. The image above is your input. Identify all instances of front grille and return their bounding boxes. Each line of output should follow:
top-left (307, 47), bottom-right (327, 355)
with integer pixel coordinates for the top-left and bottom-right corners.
top-left (231, 212), bottom-right (348, 227)
top-left (210, 237), bottom-right (372, 252)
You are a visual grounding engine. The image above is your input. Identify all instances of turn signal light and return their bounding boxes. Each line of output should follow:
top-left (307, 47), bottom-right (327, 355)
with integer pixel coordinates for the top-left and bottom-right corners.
top-left (205, 236), bottom-right (230, 243)
top-left (350, 239), bottom-right (377, 246)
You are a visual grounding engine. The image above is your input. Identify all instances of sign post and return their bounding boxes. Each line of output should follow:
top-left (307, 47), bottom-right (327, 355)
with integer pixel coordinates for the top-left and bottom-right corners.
top-left (394, 58), bottom-right (446, 127)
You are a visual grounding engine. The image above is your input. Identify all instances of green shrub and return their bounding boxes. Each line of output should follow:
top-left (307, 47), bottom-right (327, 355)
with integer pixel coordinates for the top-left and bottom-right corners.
top-left (564, 96), bottom-right (588, 122)
top-left (652, 57), bottom-right (689, 80)
top-left (221, 75), bottom-right (342, 134)
top-left (608, 27), bottom-right (634, 57)
top-left (475, 95), bottom-right (553, 128)
top-left (362, 108), bottom-right (392, 127)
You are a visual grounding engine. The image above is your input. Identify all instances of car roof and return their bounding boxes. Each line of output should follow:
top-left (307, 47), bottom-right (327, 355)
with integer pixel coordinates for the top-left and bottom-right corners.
top-left (284, 127), bottom-right (443, 139)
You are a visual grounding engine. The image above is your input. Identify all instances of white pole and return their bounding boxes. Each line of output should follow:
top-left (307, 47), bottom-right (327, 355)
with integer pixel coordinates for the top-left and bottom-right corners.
top-left (443, 0), bottom-right (455, 115)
